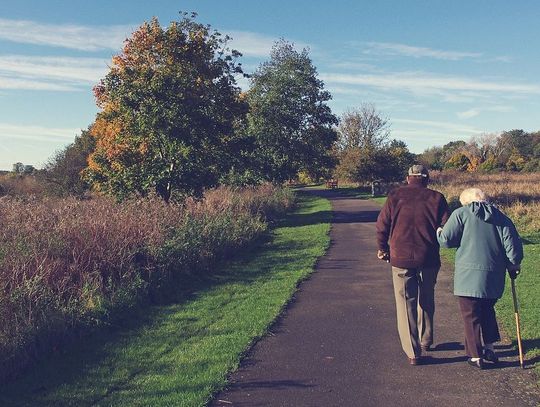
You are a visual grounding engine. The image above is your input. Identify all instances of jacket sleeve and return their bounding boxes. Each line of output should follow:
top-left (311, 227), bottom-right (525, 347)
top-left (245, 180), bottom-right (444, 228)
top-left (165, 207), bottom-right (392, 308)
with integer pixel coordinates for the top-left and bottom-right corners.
top-left (376, 198), bottom-right (392, 252)
top-left (439, 195), bottom-right (450, 226)
top-left (437, 211), bottom-right (463, 248)
top-left (501, 219), bottom-right (524, 267)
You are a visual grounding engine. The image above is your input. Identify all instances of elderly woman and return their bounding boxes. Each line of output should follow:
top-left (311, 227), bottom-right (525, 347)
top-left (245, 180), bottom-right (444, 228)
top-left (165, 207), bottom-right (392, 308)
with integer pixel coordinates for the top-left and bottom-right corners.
top-left (437, 188), bottom-right (523, 369)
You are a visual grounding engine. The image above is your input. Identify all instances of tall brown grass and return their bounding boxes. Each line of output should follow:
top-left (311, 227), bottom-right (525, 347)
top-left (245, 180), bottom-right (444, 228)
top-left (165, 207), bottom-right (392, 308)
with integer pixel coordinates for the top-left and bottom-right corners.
top-left (430, 170), bottom-right (540, 233)
top-left (0, 184), bottom-right (293, 380)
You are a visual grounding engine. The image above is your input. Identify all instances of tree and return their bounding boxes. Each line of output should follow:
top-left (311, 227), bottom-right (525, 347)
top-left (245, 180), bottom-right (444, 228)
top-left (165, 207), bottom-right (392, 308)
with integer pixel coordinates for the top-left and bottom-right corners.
top-left (336, 104), bottom-right (390, 152)
top-left (384, 139), bottom-right (416, 179)
top-left (444, 151), bottom-right (470, 171)
top-left (506, 147), bottom-right (526, 171)
top-left (417, 146), bottom-right (445, 171)
top-left (41, 128), bottom-right (96, 196)
top-left (85, 13), bottom-right (247, 201)
top-left (12, 162), bottom-right (24, 174)
top-left (246, 40), bottom-right (338, 183)
top-left (495, 129), bottom-right (530, 169)
top-left (334, 106), bottom-right (413, 182)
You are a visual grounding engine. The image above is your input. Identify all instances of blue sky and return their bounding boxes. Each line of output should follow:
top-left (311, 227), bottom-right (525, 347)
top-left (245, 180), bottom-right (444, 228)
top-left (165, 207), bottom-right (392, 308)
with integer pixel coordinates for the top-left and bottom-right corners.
top-left (1, 0), bottom-right (539, 170)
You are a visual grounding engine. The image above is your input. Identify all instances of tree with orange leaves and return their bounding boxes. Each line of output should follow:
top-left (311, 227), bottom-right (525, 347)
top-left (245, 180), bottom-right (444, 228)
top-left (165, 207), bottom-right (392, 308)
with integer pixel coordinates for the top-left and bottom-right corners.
top-left (85, 13), bottom-right (247, 201)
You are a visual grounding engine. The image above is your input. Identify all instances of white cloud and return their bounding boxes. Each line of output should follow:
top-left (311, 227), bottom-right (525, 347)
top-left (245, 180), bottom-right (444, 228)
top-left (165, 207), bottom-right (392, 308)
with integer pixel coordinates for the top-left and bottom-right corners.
top-left (457, 109), bottom-right (480, 119)
top-left (226, 30), bottom-right (278, 58)
top-left (365, 42), bottom-right (482, 61)
top-left (457, 105), bottom-right (513, 119)
top-left (392, 120), bottom-right (485, 152)
top-left (393, 118), bottom-right (483, 135)
top-left (320, 71), bottom-right (540, 96)
top-left (0, 123), bottom-right (79, 143)
top-left (0, 75), bottom-right (79, 91)
top-left (226, 30), bottom-right (311, 58)
top-left (327, 61), bottom-right (379, 71)
top-left (0, 18), bottom-right (133, 51)
top-left (0, 55), bottom-right (108, 88)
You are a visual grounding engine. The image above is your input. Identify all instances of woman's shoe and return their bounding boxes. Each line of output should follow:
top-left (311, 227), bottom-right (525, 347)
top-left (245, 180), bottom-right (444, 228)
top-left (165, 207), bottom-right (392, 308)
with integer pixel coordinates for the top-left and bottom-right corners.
top-left (467, 358), bottom-right (484, 369)
top-left (483, 349), bottom-right (499, 364)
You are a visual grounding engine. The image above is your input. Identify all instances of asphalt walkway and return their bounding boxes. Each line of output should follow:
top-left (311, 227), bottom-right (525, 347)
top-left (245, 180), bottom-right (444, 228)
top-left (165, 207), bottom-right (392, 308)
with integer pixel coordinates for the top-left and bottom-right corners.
top-left (212, 190), bottom-right (539, 407)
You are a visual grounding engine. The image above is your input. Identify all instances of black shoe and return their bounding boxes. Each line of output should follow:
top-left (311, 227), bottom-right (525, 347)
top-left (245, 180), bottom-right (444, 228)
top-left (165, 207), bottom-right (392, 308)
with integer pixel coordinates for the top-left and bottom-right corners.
top-left (421, 345), bottom-right (431, 352)
top-left (467, 358), bottom-right (484, 369)
top-left (483, 349), bottom-right (499, 363)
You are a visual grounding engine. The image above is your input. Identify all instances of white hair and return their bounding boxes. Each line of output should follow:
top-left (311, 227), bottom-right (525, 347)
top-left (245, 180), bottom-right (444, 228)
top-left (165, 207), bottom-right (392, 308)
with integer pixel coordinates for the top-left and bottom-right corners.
top-left (459, 188), bottom-right (487, 205)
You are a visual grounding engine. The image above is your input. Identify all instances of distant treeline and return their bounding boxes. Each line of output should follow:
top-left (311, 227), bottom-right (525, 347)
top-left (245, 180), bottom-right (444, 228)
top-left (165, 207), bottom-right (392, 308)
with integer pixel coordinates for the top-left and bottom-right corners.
top-left (417, 129), bottom-right (540, 173)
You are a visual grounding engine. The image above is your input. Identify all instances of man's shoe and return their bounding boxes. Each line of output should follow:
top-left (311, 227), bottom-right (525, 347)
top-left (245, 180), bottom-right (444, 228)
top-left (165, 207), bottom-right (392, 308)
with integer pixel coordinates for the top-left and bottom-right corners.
top-left (467, 358), bottom-right (484, 369)
top-left (421, 345), bottom-right (431, 352)
top-left (483, 349), bottom-right (499, 364)
top-left (409, 356), bottom-right (422, 365)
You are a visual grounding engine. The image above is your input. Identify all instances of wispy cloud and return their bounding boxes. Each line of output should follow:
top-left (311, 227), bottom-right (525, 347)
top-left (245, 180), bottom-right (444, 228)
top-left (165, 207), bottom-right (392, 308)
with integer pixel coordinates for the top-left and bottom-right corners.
top-left (0, 123), bottom-right (79, 143)
top-left (364, 42), bottom-right (482, 61)
top-left (457, 108), bottom-right (480, 119)
top-left (0, 55), bottom-right (108, 91)
top-left (320, 71), bottom-right (540, 97)
top-left (226, 30), bottom-right (311, 59)
top-left (0, 75), bottom-right (79, 91)
top-left (0, 123), bottom-right (81, 150)
top-left (0, 18), bottom-right (133, 51)
top-left (226, 30), bottom-right (278, 58)
top-left (457, 105), bottom-right (513, 119)
top-left (326, 61), bottom-right (379, 71)
top-left (392, 118), bottom-right (485, 150)
top-left (393, 118), bottom-right (483, 134)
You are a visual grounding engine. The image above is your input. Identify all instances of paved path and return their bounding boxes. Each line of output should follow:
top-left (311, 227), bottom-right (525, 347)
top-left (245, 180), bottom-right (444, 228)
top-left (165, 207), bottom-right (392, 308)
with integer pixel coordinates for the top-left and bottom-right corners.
top-left (212, 190), bottom-right (539, 407)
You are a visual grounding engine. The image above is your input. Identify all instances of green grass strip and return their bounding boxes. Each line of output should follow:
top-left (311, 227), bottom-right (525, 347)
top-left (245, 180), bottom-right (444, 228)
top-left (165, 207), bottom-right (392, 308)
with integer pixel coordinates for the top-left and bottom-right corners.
top-left (0, 193), bottom-right (331, 407)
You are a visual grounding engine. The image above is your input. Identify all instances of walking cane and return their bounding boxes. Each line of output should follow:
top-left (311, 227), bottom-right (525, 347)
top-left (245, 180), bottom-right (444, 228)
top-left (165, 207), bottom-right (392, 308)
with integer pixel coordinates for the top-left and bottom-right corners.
top-left (510, 278), bottom-right (525, 369)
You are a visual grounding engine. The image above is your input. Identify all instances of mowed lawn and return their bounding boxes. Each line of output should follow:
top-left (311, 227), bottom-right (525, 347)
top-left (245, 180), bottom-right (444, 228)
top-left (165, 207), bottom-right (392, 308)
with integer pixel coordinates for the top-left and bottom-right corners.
top-left (0, 192), bottom-right (331, 407)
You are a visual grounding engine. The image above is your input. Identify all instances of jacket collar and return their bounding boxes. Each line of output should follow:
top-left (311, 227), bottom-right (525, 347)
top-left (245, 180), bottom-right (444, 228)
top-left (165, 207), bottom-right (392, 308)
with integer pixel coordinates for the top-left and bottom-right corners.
top-left (407, 176), bottom-right (428, 187)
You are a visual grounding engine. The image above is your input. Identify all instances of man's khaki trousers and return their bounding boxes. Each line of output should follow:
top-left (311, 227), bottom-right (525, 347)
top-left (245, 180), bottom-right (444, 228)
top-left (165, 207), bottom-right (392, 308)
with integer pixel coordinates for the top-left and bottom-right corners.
top-left (391, 266), bottom-right (439, 358)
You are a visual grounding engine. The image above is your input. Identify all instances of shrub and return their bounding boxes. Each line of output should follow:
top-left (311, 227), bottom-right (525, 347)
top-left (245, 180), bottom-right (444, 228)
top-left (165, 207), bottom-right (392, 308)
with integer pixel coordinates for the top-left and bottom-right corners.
top-left (0, 184), bottom-right (293, 380)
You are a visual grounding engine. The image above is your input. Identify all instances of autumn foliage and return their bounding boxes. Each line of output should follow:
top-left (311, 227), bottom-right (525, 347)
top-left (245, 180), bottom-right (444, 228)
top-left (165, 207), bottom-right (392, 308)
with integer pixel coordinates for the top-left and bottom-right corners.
top-left (86, 14), bottom-right (247, 201)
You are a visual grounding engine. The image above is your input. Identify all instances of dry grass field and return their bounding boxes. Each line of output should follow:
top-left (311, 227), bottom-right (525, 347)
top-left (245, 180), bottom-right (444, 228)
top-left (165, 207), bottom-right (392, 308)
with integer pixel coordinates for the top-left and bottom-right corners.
top-left (430, 171), bottom-right (540, 234)
top-left (0, 184), bottom-right (293, 381)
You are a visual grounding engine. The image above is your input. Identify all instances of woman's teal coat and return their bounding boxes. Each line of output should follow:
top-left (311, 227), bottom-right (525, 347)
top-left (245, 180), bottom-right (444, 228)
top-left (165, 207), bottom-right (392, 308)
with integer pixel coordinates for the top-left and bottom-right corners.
top-left (437, 202), bottom-right (523, 299)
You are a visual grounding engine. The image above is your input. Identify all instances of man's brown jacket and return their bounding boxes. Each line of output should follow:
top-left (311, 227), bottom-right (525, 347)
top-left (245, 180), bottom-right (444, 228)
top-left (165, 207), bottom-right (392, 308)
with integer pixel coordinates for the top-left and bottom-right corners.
top-left (376, 177), bottom-right (450, 269)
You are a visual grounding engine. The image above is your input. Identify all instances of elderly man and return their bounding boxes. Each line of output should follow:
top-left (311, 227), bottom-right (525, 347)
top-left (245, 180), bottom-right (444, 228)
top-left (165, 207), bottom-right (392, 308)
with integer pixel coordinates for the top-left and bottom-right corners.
top-left (376, 165), bottom-right (449, 365)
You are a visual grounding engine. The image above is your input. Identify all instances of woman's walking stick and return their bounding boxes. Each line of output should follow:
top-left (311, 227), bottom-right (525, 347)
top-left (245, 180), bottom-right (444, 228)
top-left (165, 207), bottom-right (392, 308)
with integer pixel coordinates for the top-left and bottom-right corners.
top-left (510, 278), bottom-right (525, 369)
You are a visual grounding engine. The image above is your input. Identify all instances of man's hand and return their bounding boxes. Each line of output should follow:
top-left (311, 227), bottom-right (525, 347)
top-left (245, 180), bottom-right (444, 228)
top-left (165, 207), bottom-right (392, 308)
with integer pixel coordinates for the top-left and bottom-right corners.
top-left (507, 264), bottom-right (521, 280)
top-left (377, 250), bottom-right (390, 262)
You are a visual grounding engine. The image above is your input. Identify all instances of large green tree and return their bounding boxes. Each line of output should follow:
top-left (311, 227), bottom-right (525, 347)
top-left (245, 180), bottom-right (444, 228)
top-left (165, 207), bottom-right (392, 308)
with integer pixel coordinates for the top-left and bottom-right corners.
top-left (85, 13), bottom-right (247, 201)
top-left (246, 40), bottom-right (338, 182)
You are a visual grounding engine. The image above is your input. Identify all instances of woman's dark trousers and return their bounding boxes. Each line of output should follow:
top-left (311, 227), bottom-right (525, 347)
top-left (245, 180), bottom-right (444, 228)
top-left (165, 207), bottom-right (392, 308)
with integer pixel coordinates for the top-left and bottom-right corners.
top-left (458, 296), bottom-right (501, 358)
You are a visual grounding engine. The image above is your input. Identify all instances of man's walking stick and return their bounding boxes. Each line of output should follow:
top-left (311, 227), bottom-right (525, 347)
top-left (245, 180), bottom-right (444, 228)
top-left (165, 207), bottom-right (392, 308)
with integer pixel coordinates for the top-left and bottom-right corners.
top-left (510, 278), bottom-right (525, 369)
